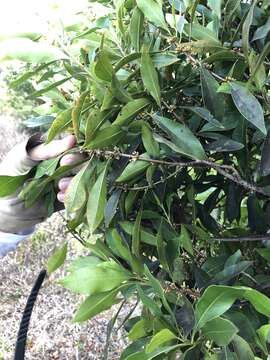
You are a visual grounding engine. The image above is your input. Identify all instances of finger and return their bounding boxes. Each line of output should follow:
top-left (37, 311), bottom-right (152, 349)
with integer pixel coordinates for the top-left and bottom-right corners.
top-left (57, 192), bottom-right (65, 203)
top-left (60, 153), bottom-right (84, 166)
top-left (29, 135), bottom-right (76, 161)
top-left (58, 177), bottom-right (73, 191)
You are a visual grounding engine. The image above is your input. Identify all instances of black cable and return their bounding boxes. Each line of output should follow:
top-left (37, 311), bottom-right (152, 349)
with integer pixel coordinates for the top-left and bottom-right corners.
top-left (14, 269), bottom-right (47, 360)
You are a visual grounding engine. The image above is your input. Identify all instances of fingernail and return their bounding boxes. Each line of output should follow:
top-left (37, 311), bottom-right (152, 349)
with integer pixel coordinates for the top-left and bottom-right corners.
top-left (58, 177), bottom-right (72, 190)
top-left (57, 192), bottom-right (65, 203)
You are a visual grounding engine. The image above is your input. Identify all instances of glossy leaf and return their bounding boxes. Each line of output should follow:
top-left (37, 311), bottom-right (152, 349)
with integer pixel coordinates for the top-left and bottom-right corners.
top-left (61, 259), bottom-right (130, 295)
top-left (201, 67), bottom-right (224, 120)
top-left (113, 98), bottom-right (151, 126)
top-left (72, 91), bottom-right (89, 141)
top-left (73, 288), bottom-right (121, 322)
top-left (141, 124), bottom-right (160, 158)
top-left (0, 174), bottom-right (28, 197)
top-left (230, 82), bottom-right (266, 135)
top-left (153, 115), bottom-right (206, 160)
top-left (85, 125), bottom-right (124, 149)
top-left (195, 285), bottom-right (244, 329)
top-left (202, 317), bottom-right (238, 346)
top-left (104, 189), bottom-right (122, 228)
top-left (116, 155), bottom-right (150, 183)
top-left (179, 225), bottom-right (194, 256)
top-left (47, 243), bottom-right (68, 274)
top-left (47, 108), bottom-right (73, 142)
top-left (260, 130), bottom-right (270, 176)
top-left (232, 335), bottom-right (255, 360)
top-left (94, 50), bottom-right (113, 82)
top-left (136, 0), bottom-right (168, 31)
top-left (132, 207), bottom-right (142, 258)
top-left (146, 329), bottom-right (177, 353)
top-left (65, 162), bottom-right (95, 216)
top-left (141, 47), bottom-right (161, 106)
top-left (242, 1), bottom-right (257, 60)
top-left (87, 164), bottom-right (108, 233)
top-left (130, 7), bottom-right (144, 51)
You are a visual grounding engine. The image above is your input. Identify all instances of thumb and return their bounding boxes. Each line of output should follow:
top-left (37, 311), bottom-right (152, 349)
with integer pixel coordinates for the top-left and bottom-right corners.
top-left (29, 135), bottom-right (77, 161)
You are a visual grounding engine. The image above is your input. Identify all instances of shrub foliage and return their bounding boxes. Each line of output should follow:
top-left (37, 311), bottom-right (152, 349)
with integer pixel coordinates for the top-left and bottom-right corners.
top-left (2, 0), bottom-right (270, 358)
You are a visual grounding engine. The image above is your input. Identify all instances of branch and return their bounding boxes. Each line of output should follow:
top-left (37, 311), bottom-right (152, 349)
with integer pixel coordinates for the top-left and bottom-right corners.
top-left (84, 148), bottom-right (268, 196)
top-left (213, 235), bottom-right (270, 242)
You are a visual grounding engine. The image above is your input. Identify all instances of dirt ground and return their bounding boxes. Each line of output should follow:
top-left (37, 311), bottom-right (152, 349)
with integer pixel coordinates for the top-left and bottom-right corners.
top-left (0, 116), bottom-right (132, 360)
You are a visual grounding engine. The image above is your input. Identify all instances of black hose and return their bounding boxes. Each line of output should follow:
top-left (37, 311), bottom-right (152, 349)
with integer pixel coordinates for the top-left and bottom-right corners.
top-left (14, 269), bottom-right (47, 360)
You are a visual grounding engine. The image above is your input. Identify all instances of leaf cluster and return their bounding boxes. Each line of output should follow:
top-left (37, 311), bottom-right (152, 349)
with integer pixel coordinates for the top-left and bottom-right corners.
top-left (2, 0), bottom-right (270, 358)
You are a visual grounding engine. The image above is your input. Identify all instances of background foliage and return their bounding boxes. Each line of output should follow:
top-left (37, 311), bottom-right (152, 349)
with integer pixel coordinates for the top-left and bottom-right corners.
top-left (2, 0), bottom-right (270, 358)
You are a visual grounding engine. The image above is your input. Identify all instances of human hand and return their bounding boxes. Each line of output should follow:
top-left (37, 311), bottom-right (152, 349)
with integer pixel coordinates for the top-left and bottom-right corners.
top-left (28, 134), bottom-right (84, 203)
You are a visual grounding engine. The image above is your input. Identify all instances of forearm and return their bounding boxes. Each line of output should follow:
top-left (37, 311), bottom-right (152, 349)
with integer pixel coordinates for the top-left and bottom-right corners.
top-left (0, 227), bottom-right (35, 258)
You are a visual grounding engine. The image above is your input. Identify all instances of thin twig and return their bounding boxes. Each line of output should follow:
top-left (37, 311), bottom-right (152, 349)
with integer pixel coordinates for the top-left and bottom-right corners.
top-left (102, 300), bottom-right (126, 360)
top-left (162, 100), bottom-right (186, 124)
top-left (213, 235), bottom-right (270, 242)
top-left (83, 148), bottom-right (268, 196)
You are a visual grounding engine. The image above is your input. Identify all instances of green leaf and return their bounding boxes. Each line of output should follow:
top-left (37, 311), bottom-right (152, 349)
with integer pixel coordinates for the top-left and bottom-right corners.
top-left (116, 154), bottom-right (150, 183)
top-left (84, 109), bottom-right (114, 145)
top-left (136, 0), bottom-right (168, 31)
top-left (144, 265), bottom-right (175, 319)
top-left (141, 47), bottom-right (161, 106)
top-left (179, 225), bottom-right (194, 256)
top-left (73, 288), bottom-right (121, 322)
top-left (146, 329), bottom-right (177, 353)
top-left (195, 285), bottom-right (244, 329)
top-left (30, 77), bottom-right (72, 98)
top-left (61, 259), bottom-right (130, 295)
top-left (156, 219), bottom-right (170, 274)
top-left (113, 98), bottom-right (151, 126)
top-left (152, 53), bottom-right (179, 69)
top-left (47, 243), bottom-right (68, 274)
top-left (136, 285), bottom-right (162, 317)
top-left (183, 107), bottom-right (224, 129)
top-left (232, 335), bottom-right (255, 360)
top-left (212, 261), bottom-right (252, 284)
top-left (200, 67), bottom-right (224, 120)
top-left (65, 161), bottom-right (95, 216)
top-left (142, 124), bottom-right (160, 158)
top-left (153, 115), bottom-right (206, 160)
top-left (184, 23), bottom-right (221, 44)
top-left (257, 324), bottom-right (270, 347)
top-left (0, 38), bottom-right (66, 63)
top-left (132, 207), bottom-right (142, 258)
top-left (24, 115), bottom-right (55, 128)
top-left (104, 189), bottom-right (122, 228)
top-left (47, 108), bottom-right (73, 142)
top-left (111, 74), bottom-right (132, 104)
top-left (242, 1), bottom-right (257, 60)
top-left (85, 125), bottom-right (124, 149)
top-left (207, 0), bottom-right (222, 19)
top-left (128, 319), bottom-right (150, 341)
top-left (10, 61), bottom-right (58, 89)
top-left (0, 174), bottom-right (28, 197)
top-left (260, 130), bottom-right (270, 176)
top-left (72, 91), bottom-right (89, 141)
top-left (256, 248), bottom-right (270, 262)
top-left (94, 50), bottom-right (113, 82)
top-left (201, 317), bottom-right (238, 346)
top-left (230, 82), bottom-right (266, 135)
top-left (87, 164), bottom-right (108, 233)
top-left (35, 157), bottom-right (60, 178)
top-left (106, 228), bottom-right (131, 262)
top-left (243, 288), bottom-right (270, 318)
top-left (130, 7), bottom-right (144, 51)
top-left (120, 221), bottom-right (156, 246)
